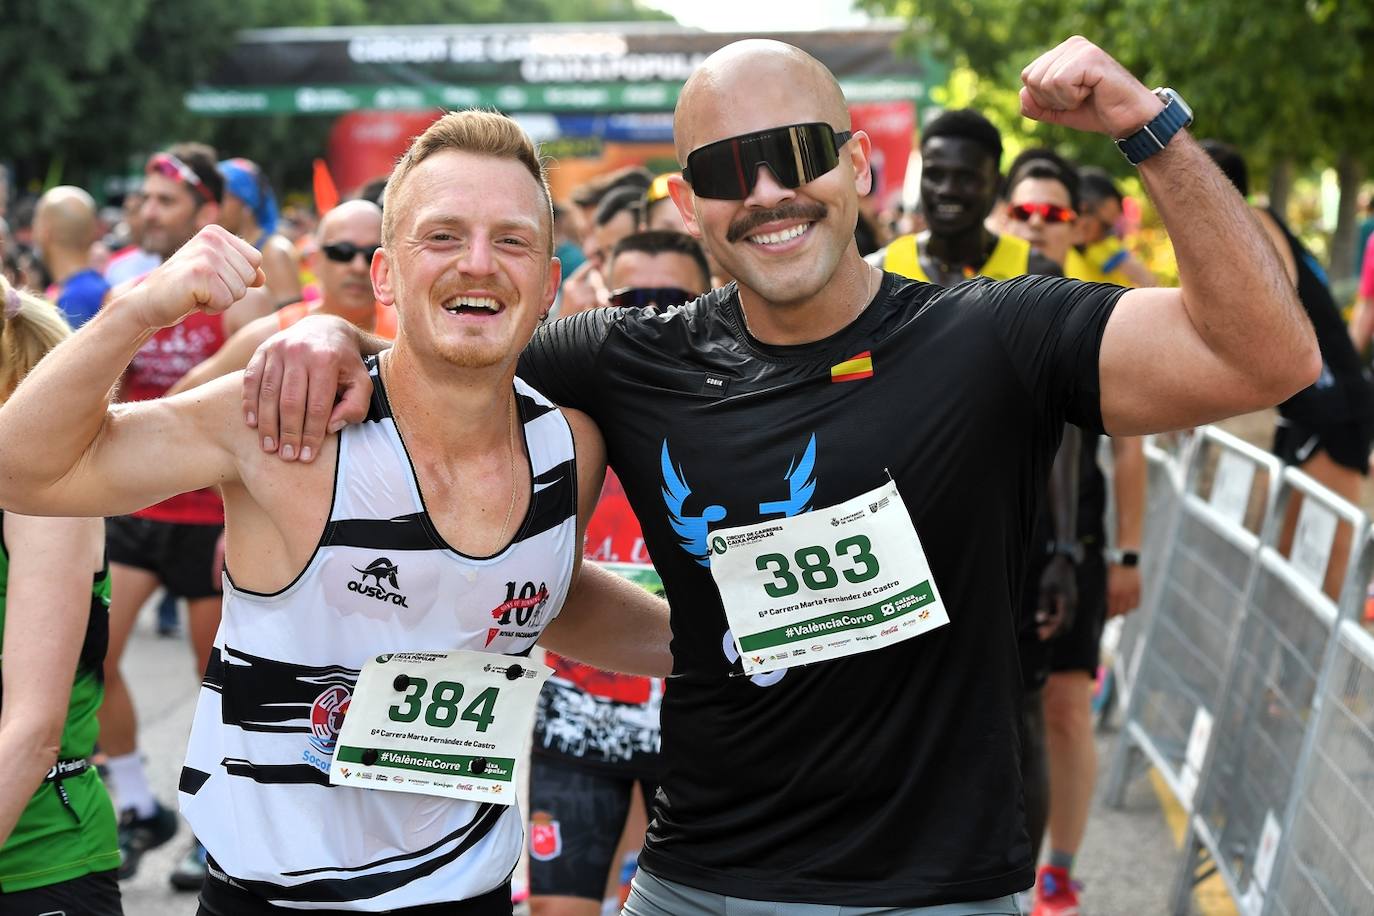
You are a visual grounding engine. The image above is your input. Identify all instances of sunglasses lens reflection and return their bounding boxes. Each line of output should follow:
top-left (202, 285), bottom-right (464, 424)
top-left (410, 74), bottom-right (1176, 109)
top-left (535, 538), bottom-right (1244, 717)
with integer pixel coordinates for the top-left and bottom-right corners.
top-left (685, 123), bottom-right (851, 200)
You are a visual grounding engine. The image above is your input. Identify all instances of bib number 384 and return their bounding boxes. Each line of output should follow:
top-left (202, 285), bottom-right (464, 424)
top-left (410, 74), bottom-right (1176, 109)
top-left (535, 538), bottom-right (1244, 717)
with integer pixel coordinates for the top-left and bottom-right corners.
top-left (329, 650), bottom-right (550, 804)
top-left (709, 481), bottom-right (949, 675)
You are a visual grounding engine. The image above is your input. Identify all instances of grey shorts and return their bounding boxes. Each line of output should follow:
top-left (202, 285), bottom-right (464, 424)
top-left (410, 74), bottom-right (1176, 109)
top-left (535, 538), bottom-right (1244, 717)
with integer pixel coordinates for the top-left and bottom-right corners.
top-left (622, 869), bottom-right (1022, 916)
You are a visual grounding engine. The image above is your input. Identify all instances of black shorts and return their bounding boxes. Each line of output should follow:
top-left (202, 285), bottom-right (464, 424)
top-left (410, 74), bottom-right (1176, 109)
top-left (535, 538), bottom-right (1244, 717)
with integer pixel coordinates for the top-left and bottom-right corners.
top-left (1273, 415), bottom-right (1374, 476)
top-left (528, 755), bottom-right (656, 901)
top-left (1018, 549), bottom-right (1108, 686)
top-left (0, 869), bottom-right (122, 916)
top-left (197, 875), bottom-right (511, 915)
top-left (1048, 550), bottom-right (1108, 675)
top-left (106, 516), bottom-right (223, 600)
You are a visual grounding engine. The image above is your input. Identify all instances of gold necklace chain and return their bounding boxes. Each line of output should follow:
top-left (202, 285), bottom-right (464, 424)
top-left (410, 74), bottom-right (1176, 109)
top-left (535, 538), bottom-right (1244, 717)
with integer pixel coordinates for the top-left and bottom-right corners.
top-left (381, 353), bottom-right (519, 555)
top-left (492, 393), bottom-right (517, 554)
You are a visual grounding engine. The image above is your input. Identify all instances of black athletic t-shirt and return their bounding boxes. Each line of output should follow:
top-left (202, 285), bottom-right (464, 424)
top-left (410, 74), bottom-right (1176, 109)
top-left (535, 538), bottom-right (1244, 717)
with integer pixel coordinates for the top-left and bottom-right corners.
top-left (519, 273), bottom-right (1124, 906)
top-left (1267, 208), bottom-right (1374, 428)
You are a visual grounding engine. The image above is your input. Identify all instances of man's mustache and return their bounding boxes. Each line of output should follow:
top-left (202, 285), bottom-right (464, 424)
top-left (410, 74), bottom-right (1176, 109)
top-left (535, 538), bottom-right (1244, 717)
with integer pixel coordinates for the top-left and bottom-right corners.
top-left (727, 203), bottom-right (828, 243)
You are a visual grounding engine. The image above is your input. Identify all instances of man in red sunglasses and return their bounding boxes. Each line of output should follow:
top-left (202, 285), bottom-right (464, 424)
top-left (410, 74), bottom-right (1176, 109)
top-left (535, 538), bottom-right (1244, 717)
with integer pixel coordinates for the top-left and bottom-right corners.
top-left (242, 37), bottom-right (1318, 916)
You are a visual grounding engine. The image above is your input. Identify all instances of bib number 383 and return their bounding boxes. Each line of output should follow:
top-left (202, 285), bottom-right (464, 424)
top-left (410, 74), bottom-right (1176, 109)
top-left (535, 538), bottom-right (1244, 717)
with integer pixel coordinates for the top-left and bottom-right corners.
top-left (709, 481), bottom-right (949, 675)
top-left (329, 650), bottom-right (550, 804)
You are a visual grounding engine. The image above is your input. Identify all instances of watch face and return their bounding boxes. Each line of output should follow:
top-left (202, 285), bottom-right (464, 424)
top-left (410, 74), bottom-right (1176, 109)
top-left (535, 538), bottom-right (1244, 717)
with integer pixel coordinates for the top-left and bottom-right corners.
top-left (1157, 87), bottom-right (1194, 125)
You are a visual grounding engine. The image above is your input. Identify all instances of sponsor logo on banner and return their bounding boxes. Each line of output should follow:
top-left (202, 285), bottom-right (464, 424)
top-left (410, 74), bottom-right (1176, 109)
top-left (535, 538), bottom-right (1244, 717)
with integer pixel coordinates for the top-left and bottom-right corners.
top-left (881, 625), bottom-right (898, 636)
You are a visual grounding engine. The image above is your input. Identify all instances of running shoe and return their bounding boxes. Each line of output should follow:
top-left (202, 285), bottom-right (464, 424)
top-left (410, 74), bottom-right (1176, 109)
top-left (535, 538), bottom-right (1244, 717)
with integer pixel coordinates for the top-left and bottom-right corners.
top-left (169, 837), bottom-right (208, 891)
top-left (1031, 864), bottom-right (1082, 916)
top-left (116, 801), bottom-right (179, 880)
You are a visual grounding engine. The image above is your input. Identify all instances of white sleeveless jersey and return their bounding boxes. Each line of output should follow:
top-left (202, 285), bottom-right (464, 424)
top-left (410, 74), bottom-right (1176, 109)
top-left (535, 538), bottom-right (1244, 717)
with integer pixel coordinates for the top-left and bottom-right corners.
top-left (179, 358), bottom-right (579, 911)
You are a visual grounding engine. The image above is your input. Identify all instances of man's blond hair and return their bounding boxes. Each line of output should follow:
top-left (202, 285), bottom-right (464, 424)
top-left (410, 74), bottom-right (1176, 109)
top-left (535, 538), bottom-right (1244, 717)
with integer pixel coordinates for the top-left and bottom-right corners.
top-left (382, 110), bottom-right (553, 253)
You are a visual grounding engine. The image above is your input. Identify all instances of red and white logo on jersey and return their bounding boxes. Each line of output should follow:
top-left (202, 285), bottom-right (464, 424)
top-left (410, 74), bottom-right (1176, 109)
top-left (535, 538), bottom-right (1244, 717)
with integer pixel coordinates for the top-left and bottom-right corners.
top-left (530, 811), bottom-right (562, 861)
top-left (309, 685), bottom-right (352, 755)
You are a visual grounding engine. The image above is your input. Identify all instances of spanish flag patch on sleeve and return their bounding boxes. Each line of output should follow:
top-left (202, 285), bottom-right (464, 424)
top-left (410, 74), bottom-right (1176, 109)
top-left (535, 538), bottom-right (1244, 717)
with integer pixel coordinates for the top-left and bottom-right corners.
top-left (830, 351), bottom-right (874, 383)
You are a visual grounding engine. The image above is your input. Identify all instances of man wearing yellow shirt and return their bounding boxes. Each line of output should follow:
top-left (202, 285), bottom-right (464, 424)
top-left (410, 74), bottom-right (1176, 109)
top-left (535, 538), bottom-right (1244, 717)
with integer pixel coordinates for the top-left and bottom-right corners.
top-left (868, 109), bottom-right (1061, 282)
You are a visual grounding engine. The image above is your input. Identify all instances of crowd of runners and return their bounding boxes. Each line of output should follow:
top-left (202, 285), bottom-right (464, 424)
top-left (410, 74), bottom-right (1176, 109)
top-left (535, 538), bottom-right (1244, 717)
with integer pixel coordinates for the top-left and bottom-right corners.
top-left (0, 29), bottom-right (1369, 916)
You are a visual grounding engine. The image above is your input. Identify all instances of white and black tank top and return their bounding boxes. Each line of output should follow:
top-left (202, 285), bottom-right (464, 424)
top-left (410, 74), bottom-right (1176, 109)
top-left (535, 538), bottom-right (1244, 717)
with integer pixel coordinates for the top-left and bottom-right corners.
top-left (179, 357), bottom-right (578, 910)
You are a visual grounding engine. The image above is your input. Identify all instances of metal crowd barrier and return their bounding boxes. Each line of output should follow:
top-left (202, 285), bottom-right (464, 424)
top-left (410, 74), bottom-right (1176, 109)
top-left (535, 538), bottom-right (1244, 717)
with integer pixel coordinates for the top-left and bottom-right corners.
top-left (1096, 422), bottom-right (1374, 914)
top-left (1104, 432), bottom-right (1193, 714)
top-left (1104, 426), bottom-right (1281, 811)
top-left (1264, 618), bottom-right (1374, 915)
top-left (1167, 468), bottom-right (1374, 915)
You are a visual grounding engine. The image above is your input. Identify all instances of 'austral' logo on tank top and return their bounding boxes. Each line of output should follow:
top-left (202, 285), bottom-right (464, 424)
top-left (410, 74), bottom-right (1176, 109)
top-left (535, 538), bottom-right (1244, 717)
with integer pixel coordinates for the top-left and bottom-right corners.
top-left (660, 434), bottom-right (819, 565)
top-left (348, 557), bottom-right (409, 606)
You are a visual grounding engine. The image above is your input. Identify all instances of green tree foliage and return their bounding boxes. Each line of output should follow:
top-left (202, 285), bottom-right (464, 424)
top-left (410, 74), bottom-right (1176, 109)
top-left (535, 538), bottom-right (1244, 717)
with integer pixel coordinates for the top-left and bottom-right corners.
top-left (871, 0), bottom-right (1373, 273)
top-left (0, 0), bottom-right (669, 198)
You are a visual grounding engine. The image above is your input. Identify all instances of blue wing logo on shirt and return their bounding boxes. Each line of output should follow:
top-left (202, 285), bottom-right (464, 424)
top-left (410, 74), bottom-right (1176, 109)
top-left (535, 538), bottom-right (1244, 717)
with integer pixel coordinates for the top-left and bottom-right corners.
top-left (757, 434), bottom-right (817, 519)
top-left (661, 441), bottom-right (727, 566)
top-left (660, 435), bottom-right (819, 566)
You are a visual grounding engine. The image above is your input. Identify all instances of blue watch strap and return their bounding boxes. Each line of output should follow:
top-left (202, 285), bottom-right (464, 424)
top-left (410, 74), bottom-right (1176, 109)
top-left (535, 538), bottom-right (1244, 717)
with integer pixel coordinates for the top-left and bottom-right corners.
top-left (1116, 97), bottom-right (1190, 165)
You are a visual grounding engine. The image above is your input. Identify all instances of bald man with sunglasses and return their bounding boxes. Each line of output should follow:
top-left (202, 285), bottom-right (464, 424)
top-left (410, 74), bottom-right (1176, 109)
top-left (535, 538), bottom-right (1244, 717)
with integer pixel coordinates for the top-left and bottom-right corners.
top-left (243, 38), bottom-right (1317, 915)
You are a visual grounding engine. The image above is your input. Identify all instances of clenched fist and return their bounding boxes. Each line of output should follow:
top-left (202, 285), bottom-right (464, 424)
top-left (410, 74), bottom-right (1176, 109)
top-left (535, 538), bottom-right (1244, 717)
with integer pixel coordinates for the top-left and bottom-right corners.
top-left (127, 225), bottom-right (265, 330)
top-left (1020, 36), bottom-right (1164, 140)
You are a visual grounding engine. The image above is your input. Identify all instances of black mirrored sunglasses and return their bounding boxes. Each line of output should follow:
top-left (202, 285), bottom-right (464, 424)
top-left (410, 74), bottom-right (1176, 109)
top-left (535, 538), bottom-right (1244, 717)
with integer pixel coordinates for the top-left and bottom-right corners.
top-left (683, 122), bottom-right (853, 200)
top-left (322, 242), bottom-right (380, 263)
top-left (609, 286), bottom-right (695, 309)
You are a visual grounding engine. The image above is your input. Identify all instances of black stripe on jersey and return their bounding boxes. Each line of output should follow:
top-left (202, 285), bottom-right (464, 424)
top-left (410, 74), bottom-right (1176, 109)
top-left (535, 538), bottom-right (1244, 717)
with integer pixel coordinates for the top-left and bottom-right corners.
top-left (222, 758), bottom-right (331, 787)
top-left (363, 386), bottom-right (389, 423)
top-left (180, 766), bottom-right (212, 796)
top-left (280, 803), bottom-right (501, 877)
top-left (219, 646), bottom-right (358, 734)
top-left (520, 459), bottom-right (577, 542)
top-left (516, 390), bottom-right (557, 423)
top-left (217, 802), bottom-right (505, 903)
top-left (363, 357), bottom-right (389, 423)
top-left (322, 513), bottom-right (440, 551)
top-left (203, 646), bottom-right (224, 692)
